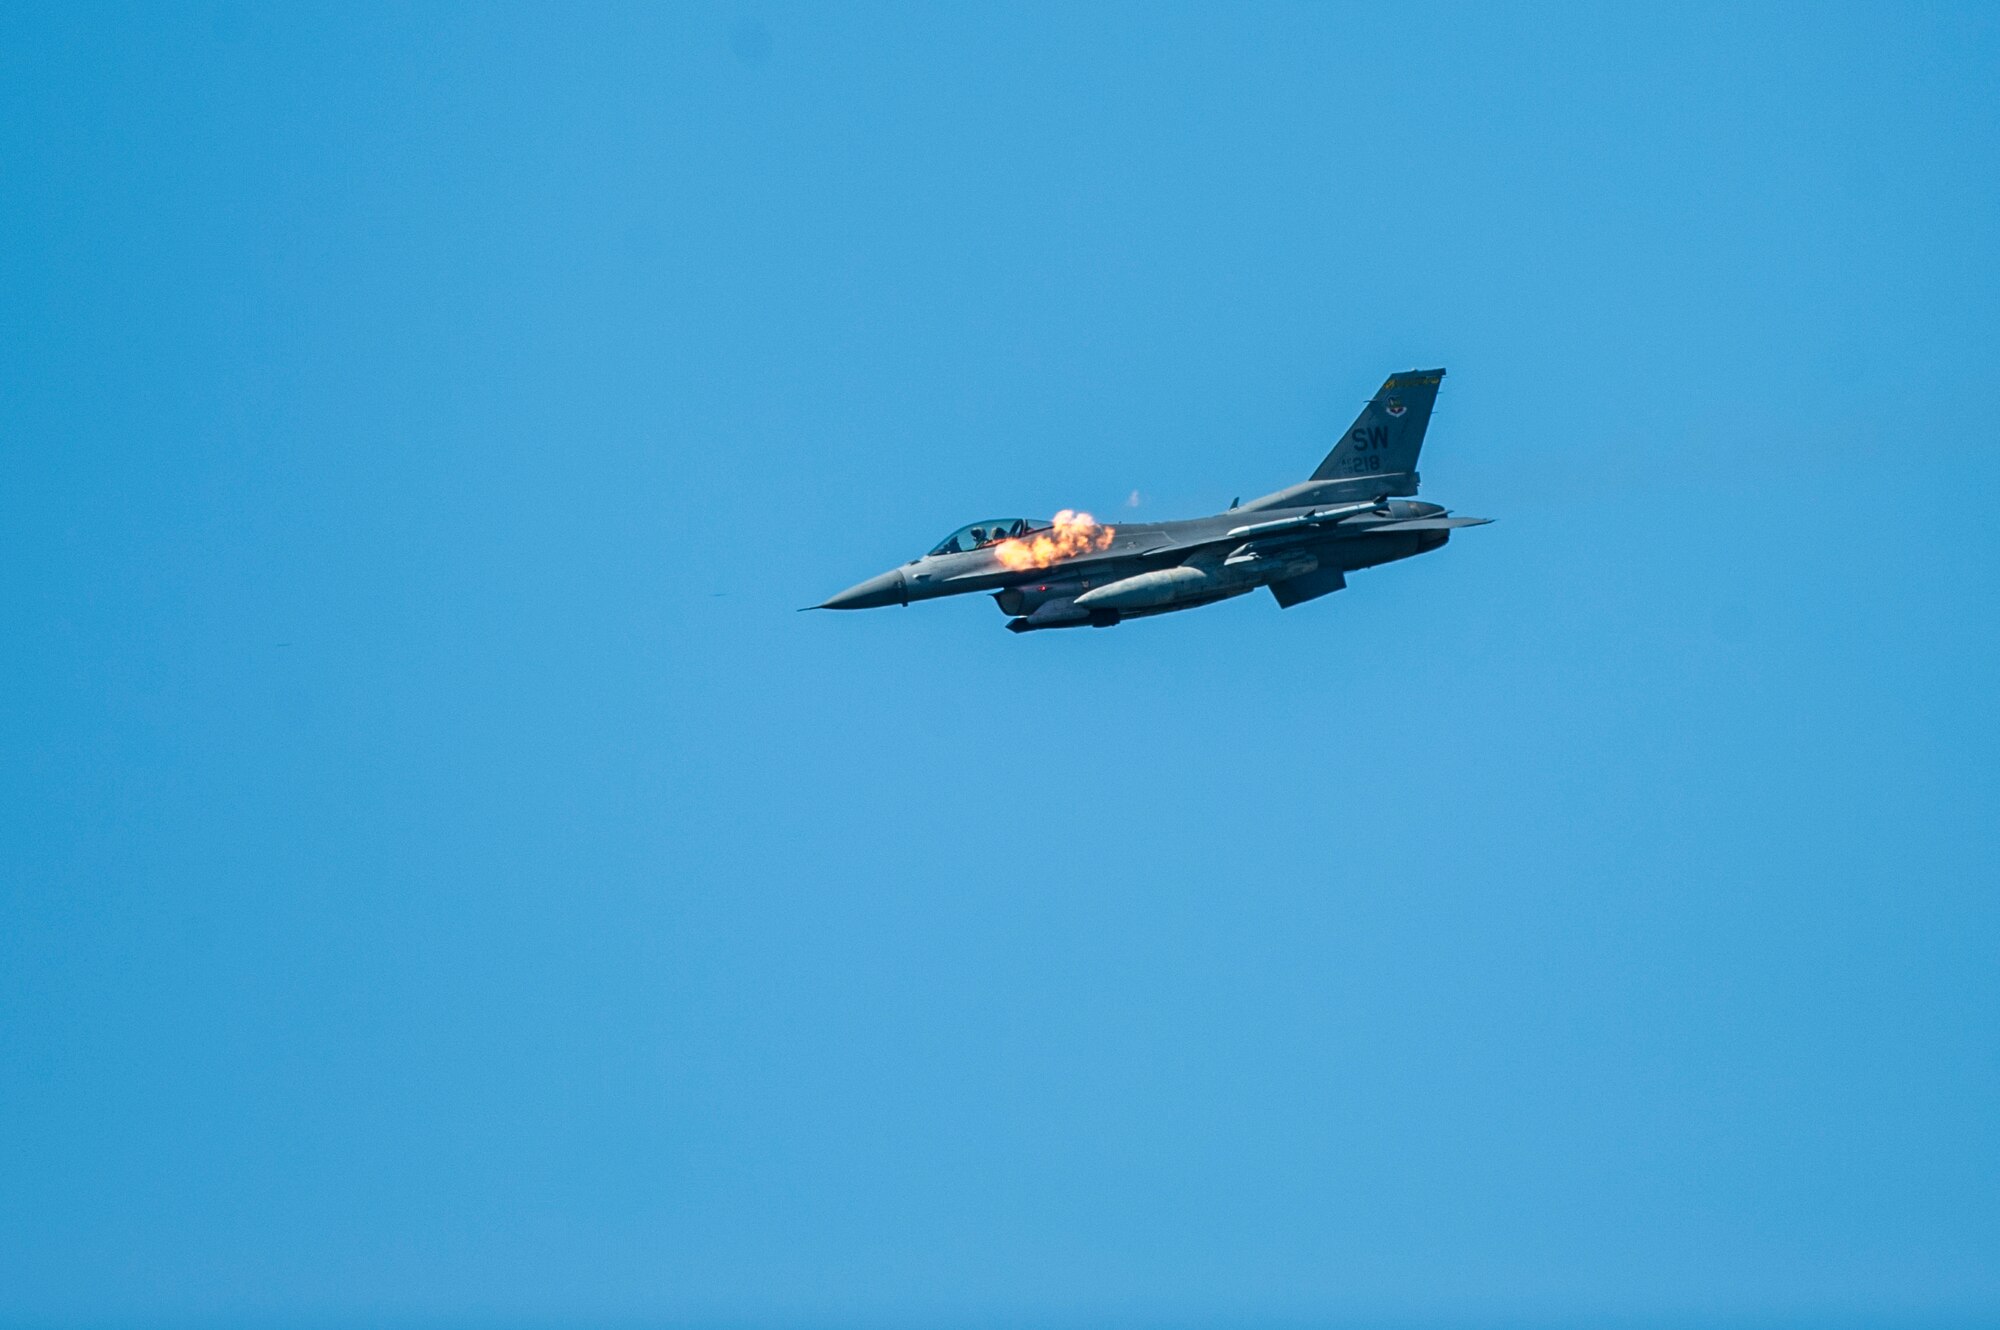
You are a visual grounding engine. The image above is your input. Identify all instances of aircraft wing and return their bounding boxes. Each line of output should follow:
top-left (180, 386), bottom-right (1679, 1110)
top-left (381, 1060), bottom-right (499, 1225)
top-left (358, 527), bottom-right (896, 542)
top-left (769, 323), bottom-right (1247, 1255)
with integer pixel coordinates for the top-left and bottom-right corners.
top-left (1350, 516), bottom-right (1492, 532)
top-left (1218, 506), bottom-right (1490, 546)
top-left (1221, 501), bottom-right (1387, 540)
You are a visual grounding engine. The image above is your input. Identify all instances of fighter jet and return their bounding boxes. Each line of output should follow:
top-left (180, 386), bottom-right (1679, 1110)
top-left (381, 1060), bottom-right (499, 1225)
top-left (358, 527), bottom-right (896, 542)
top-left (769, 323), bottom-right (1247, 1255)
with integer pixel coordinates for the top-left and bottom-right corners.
top-left (814, 367), bottom-right (1488, 632)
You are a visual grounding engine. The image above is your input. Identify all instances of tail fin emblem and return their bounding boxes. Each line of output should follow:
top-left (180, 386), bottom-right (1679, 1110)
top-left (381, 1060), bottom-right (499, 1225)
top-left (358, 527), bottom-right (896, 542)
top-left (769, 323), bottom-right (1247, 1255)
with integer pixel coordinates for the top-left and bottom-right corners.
top-left (1385, 398), bottom-right (1406, 417)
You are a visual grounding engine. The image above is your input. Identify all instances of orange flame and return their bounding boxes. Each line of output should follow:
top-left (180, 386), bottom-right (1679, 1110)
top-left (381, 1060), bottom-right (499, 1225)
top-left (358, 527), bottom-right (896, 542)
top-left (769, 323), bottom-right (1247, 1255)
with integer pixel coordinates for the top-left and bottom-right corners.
top-left (994, 509), bottom-right (1115, 570)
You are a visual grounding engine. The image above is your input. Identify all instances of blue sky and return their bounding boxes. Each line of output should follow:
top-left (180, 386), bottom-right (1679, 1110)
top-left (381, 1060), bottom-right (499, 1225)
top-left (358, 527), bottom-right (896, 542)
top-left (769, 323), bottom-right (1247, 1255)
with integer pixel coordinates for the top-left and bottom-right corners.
top-left (2, 3), bottom-right (1997, 1325)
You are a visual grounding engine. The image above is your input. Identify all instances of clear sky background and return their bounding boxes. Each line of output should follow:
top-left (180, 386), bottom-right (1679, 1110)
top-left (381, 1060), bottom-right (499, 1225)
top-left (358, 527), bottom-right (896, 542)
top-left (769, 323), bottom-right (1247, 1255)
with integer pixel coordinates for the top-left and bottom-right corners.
top-left (3, 3), bottom-right (1997, 1326)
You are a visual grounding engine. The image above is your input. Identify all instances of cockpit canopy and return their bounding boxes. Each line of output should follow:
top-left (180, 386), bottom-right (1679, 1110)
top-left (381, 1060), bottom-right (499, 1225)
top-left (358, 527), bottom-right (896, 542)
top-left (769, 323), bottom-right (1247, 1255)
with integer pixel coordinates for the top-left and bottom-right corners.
top-left (927, 517), bottom-right (1049, 556)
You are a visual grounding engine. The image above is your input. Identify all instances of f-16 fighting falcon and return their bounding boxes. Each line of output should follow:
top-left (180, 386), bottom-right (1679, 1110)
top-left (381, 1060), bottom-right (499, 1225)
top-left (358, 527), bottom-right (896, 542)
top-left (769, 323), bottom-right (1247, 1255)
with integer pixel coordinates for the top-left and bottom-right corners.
top-left (813, 368), bottom-right (1489, 633)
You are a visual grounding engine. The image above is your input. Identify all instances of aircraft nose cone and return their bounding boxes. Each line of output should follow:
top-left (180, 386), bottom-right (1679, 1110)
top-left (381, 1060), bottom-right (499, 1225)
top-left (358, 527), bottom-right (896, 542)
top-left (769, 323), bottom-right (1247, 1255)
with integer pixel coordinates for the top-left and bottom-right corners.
top-left (819, 568), bottom-right (907, 610)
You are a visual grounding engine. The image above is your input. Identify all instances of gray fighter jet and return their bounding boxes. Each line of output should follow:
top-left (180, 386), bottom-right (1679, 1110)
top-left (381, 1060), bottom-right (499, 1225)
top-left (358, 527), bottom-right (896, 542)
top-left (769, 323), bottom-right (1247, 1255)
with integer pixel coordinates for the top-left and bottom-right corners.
top-left (815, 367), bottom-right (1488, 632)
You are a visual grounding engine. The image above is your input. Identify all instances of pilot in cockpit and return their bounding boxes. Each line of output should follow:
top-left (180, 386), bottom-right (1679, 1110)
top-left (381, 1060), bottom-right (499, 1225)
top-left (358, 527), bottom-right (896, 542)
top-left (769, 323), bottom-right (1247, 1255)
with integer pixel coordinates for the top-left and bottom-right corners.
top-left (927, 518), bottom-right (1042, 557)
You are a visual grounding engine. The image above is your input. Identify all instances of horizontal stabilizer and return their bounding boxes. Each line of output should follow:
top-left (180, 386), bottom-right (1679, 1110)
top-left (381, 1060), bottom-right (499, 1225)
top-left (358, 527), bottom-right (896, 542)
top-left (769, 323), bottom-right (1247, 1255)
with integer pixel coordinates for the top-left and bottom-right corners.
top-left (1268, 567), bottom-right (1347, 609)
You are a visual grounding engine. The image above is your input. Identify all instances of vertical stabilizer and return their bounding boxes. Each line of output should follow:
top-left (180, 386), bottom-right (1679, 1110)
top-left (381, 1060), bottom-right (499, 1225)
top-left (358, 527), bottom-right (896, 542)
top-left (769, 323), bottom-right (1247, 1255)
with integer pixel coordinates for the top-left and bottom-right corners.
top-left (1311, 368), bottom-right (1446, 488)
